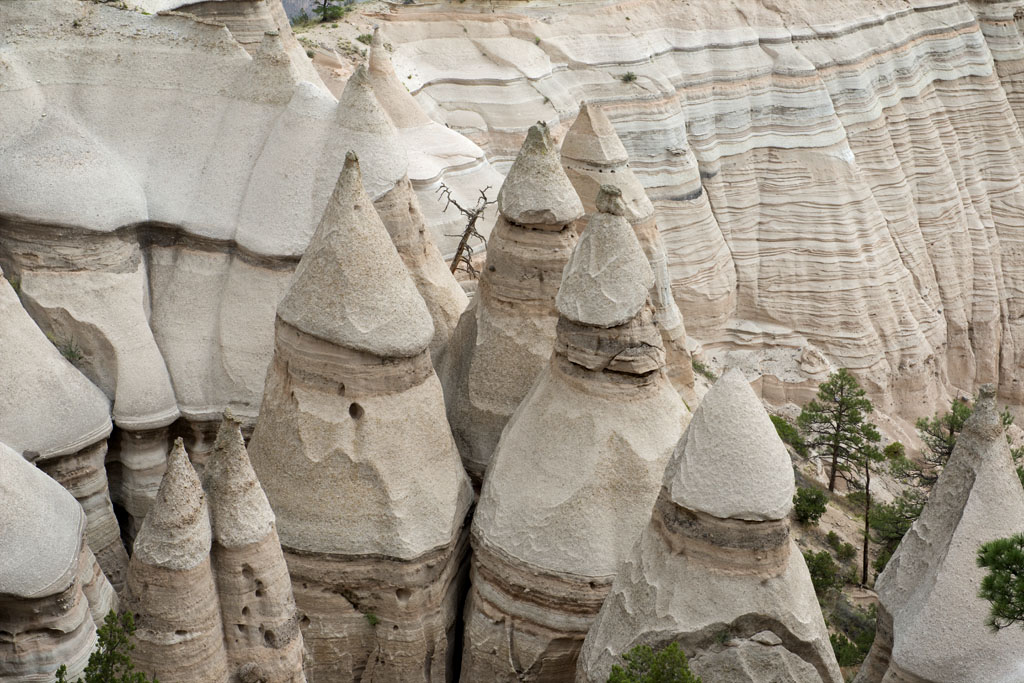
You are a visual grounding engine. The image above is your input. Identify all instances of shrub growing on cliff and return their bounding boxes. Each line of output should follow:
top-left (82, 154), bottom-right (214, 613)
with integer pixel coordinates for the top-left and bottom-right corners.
top-left (55, 611), bottom-right (155, 683)
top-left (803, 549), bottom-right (841, 597)
top-left (608, 643), bottom-right (702, 683)
top-left (771, 414), bottom-right (807, 456)
top-left (977, 533), bottom-right (1024, 631)
top-left (793, 486), bottom-right (828, 525)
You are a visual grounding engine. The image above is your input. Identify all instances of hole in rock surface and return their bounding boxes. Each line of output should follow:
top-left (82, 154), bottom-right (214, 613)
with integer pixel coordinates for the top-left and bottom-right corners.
top-left (349, 403), bottom-right (364, 419)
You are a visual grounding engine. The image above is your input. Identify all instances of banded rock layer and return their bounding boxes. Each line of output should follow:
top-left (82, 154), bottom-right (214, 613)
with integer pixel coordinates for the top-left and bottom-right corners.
top-left (248, 154), bottom-right (472, 682)
top-left (377, 0), bottom-right (1024, 414)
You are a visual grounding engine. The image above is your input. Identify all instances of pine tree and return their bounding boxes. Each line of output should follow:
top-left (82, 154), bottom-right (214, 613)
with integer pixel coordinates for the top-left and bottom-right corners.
top-left (55, 611), bottom-right (156, 683)
top-left (608, 643), bottom-right (702, 683)
top-left (977, 533), bottom-right (1024, 631)
top-left (797, 369), bottom-right (879, 493)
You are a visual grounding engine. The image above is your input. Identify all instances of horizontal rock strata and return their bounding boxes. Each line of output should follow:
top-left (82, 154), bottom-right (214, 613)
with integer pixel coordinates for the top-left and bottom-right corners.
top-left (461, 186), bottom-right (687, 680)
top-left (248, 153), bottom-right (472, 682)
top-left (438, 122), bottom-right (584, 482)
top-left (0, 441), bottom-right (116, 682)
top-left (577, 369), bottom-right (842, 683)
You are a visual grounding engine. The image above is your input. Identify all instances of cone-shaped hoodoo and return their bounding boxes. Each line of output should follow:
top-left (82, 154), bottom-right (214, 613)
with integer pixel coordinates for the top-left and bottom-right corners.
top-left (204, 411), bottom-right (306, 682)
top-left (438, 122), bottom-right (584, 482)
top-left (123, 438), bottom-right (230, 683)
top-left (461, 185), bottom-right (687, 680)
top-left (854, 386), bottom-right (1024, 682)
top-left (249, 153), bottom-right (472, 681)
top-left (577, 369), bottom-right (842, 683)
top-left (561, 102), bottom-right (695, 399)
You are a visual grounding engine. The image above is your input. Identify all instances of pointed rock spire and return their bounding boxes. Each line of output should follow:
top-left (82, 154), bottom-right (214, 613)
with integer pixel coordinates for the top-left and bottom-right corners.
top-left (204, 411), bottom-right (306, 683)
top-left (277, 151), bottom-right (434, 358)
top-left (123, 438), bottom-right (229, 683)
top-left (132, 438), bottom-right (211, 570)
top-left (498, 122), bottom-right (584, 227)
top-left (855, 385), bottom-right (1024, 682)
top-left (203, 410), bottom-right (275, 549)
top-left (665, 368), bottom-right (794, 520)
top-left (368, 27), bottom-right (432, 129)
top-left (560, 101), bottom-right (630, 170)
top-left (438, 123), bottom-right (584, 481)
top-left (577, 370), bottom-right (841, 683)
top-left (335, 65), bottom-right (408, 200)
top-left (561, 103), bottom-right (694, 398)
top-left (461, 195), bottom-right (686, 679)
top-left (249, 158), bottom-right (472, 678)
top-left (557, 185), bottom-right (654, 328)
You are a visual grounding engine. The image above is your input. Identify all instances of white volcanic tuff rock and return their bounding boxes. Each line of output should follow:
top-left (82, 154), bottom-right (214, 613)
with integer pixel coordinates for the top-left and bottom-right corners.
top-left (366, 27), bottom-right (504, 258)
top-left (123, 438), bottom-right (230, 683)
top-left (854, 386), bottom-right (1024, 683)
top-left (203, 412), bottom-right (305, 683)
top-left (556, 187), bottom-right (654, 328)
top-left (278, 152), bottom-right (434, 358)
top-left (336, 65), bottom-right (468, 362)
top-left (379, 0), bottom-right (1024, 412)
top-left (561, 105), bottom-right (696, 396)
top-left (0, 0), bottom-right (488, 474)
top-left (462, 193), bottom-right (686, 680)
top-left (576, 370), bottom-right (840, 683)
top-left (438, 122), bottom-right (584, 481)
top-left (0, 270), bottom-right (128, 587)
top-left (248, 154), bottom-right (472, 681)
top-left (667, 368), bottom-right (794, 520)
top-left (0, 442), bottom-right (116, 682)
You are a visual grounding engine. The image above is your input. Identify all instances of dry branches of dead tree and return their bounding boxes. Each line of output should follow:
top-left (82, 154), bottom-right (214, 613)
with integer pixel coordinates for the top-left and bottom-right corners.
top-left (437, 183), bottom-right (494, 276)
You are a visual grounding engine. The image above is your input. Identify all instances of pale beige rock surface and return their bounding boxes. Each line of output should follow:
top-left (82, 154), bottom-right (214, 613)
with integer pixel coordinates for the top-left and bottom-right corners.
top-left (438, 122), bottom-right (583, 481)
top-left (249, 155), bottom-right (472, 681)
top-left (556, 186), bottom-right (655, 328)
top-left (0, 269), bottom-right (127, 588)
top-left (461, 194), bottom-right (686, 681)
top-left (855, 386), bottom-right (1024, 683)
top-left (561, 103), bottom-right (695, 398)
top-left (577, 370), bottom-right (841, 683)
top-left (0, 442), bottom-right (115, 682)
top-left (122, 439), bottom-right (230, 683)
top-left (204, 412), bottom-right (306, 683)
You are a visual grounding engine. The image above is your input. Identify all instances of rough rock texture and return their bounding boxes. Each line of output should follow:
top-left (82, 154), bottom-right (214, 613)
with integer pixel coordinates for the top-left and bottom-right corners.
top-left (122, 439), bottom-right (230, 683)
top-left (204, 411), bottom-right (305, 683)
top-left (0, 442), bottom-right (116, 682)
top-left (338, 65), bottom-right (469, 363)
top-left (577, 369), bottom-right (842, 683)
top-left (561, 103), bottom-right (696, 400)
top-left (0, 269), bottom-right (127, 589)
top-left (248, 154), bottom-right (473, 682)
top-left (854, 385), bottom-right (1024, 683)
top-left (0, 0), bottom-right (487, 526)
top-left (367, 27), bottom-right (505, 258)
top-left (438, 122), bottom-right (584, 481)
top-left (461, 190), bottom-right (687, 681)
top-left (374, 0), bottom-right (1024, 414)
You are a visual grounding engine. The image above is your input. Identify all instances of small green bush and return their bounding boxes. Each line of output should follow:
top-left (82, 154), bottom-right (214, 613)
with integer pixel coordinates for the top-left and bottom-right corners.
top-left (356, 33), bottom-right (372, 44)
top-left (793, 486), bottom-right (828, 525)
top-left (803, 549), bottom-right (841, 597)
top-left (830, 632), bottom-right (861, 667)
top-left (56, 611), bottom-right (155, 683)
top-left (620, 71), bottom-right (638, 83)
top-left (608, 643), bottom-right (702, 683)
top-left (691, 358), bottom-right (716, 381)
top-left (826, 531), bottom-right (841, 549)
top-left (364, 612), bottom-right (380, 627)
top-left (771, 415), bottom-right (807, 456)
top-left (837, 542), bottom-right (857, 562)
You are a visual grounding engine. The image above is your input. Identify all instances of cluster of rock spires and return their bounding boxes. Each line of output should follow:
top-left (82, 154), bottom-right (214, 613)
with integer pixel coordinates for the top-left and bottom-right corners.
top-left (5, 4), bottom-right (1024, 675)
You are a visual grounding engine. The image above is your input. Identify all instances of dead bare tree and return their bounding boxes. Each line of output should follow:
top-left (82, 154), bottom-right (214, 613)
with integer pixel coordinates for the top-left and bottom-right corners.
top-left (437, 183), bottom-right (494, 276)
